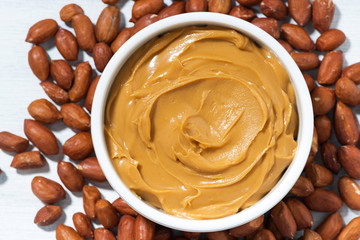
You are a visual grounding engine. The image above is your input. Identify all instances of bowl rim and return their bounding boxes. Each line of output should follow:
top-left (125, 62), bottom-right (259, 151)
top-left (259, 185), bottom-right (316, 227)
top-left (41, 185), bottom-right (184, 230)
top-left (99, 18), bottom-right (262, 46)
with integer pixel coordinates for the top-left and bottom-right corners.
top-left (91, 12), bottom-right (314, 232)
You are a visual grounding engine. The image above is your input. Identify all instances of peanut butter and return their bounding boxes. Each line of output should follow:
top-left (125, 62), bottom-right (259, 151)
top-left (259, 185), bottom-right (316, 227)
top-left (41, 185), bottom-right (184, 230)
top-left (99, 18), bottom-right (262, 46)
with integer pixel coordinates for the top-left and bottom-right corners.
top-left (105, 26), bottom-right (298, 219)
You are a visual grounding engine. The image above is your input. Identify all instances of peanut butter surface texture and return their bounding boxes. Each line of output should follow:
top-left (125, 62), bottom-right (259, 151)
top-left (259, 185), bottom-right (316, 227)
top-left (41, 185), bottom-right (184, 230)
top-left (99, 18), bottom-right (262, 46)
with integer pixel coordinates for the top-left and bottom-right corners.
top-left (105, 26), bottom-right (298, 219)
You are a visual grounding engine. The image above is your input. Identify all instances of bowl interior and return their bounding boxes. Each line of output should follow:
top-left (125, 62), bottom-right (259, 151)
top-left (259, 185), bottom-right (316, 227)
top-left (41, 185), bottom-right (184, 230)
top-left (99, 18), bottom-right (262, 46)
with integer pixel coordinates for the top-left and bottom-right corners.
top-left (91, 12), bottom-right (314, 232)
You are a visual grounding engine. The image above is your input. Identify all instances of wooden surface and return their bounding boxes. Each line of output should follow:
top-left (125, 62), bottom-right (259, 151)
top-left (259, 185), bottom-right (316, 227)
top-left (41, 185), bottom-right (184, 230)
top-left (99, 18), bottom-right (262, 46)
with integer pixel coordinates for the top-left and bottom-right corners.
top-left (0, 0), bottom-right (359, 239)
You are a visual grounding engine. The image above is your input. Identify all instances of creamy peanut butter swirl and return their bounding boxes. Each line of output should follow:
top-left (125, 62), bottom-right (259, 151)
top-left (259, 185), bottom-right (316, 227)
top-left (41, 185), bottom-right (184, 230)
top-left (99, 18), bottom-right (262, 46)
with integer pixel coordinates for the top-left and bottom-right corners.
top-left (105, 26), bottom-right (298, 219)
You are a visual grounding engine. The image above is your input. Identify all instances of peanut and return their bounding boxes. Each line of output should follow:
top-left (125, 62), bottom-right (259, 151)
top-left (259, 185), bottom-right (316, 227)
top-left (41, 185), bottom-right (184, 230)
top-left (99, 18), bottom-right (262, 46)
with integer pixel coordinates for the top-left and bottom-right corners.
top-left (0, 131), bottom-right (29, 153)
top-left (95, 199), bottom-right (119, 229)
top-left (55, 28), bottom-right (79, 61)
top-left (31, 176), bottom-right (66, 204)
top-left (50, 59), bottom-right (74, 90)
top-left (25, 19), bottom-right (58, 44)
top-left (28, 98), bottom-right (62, 124)
top-left (34, 205), bottom-right (62, 226)
top-left (11, 151), bottom-right (46, 170)
top-left (57, 161), bottom-right (84, 192)
top-left (62, 132), bottom-right (93, 161)
top-left (95, 6), bottom-right (120, 43)
top-left (83, 185), bottom-right (101, 220)
top-left (73, 212), bottom-right (94, 239)
top-left (28, 45), bottom-right (49, 81)
top-left (24, 119), bottom-right (59, 155)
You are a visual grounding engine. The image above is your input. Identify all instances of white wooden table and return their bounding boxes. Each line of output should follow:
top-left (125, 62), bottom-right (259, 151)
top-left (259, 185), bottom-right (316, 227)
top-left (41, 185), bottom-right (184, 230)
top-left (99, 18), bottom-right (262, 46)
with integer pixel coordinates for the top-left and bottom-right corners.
top-left (0, 0), bottom-right (359, 239)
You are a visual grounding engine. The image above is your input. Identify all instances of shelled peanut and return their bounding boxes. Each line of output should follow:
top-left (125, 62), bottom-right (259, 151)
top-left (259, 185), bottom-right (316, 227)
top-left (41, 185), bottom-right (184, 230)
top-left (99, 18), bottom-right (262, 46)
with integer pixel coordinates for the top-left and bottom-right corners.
top-left (0, 0), bottom-right (358, 239)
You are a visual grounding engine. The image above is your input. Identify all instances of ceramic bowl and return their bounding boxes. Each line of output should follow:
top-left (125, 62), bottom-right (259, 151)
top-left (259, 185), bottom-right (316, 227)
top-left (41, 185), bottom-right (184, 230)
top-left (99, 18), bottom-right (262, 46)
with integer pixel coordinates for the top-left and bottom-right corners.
top-left (91, 12), bottom-right (314, 232)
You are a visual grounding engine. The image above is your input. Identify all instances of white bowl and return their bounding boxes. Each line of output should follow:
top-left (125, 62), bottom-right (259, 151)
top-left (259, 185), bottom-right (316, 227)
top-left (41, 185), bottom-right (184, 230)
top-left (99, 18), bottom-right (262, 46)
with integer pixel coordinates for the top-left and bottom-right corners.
top-left (91, 12), bottom-right (314, 232)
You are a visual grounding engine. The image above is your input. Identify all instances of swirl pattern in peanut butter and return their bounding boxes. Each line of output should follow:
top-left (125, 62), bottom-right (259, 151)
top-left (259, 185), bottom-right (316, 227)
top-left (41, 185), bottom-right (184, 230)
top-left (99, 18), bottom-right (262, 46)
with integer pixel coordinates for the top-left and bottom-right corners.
top-left (105, 26), bottom-right (298, 219)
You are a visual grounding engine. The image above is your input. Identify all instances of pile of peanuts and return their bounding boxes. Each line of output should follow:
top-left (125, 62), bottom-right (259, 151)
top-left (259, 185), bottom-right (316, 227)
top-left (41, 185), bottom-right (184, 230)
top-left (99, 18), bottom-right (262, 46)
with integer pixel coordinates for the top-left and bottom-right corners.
top-left (0, 0), bottom-right (360, 239)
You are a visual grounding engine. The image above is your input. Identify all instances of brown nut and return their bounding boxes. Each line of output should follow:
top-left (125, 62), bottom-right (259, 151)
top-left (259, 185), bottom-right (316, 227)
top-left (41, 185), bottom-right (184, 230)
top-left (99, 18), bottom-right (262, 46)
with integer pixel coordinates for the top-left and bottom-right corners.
top-left (338, 145), bottom-right (360, 179)
top-left (270, 201), bottom-right (297, 239)
top-left (55, 29), bottom-right (79, 61)
top-left (102, 0), bottom-right (119, 5)
top-left (306, 127), bottom-right (318, 166)
top-left (131, 14), bottom-right (159, 37)
top-left (288, 0), bottom-right (311, 26)
top-left (338, 176), bottom-right (360, 210)
top-left (134, 215), bottom-right (155, 240)
top-left (117, 215), bottom-right (135, 240)
top-left (342, 62), bottom-right (360, 84)
top-left (303, 188), bottom-right (342, 212)
top-left (317, 50), bottom-right (343, 85)
top-left (95, 6), bottom-right (120, 43)
top-left (289, 176), bottom-right (314, 197)
top-left (0, 131), bottom-right (29, 153)
top-left (28, 45), bottom-right (49, 81)
top-left (25, 19), bottom-right (58, 44)
top-left (24, 119), bottom-right (59, 155)
top-left (229, 5), bottom-right (256, 22)
top-left (110, 28), bottom-right (132, 53)
top-left (251, 18), bottom-right (280, 39)
top-left (303, 74), bottom-right (315, 92)
top-left (206, 230), bottom-right (234, 240)
top-left (208, 0), bottom-right (231, 14)
top-left (28, 98), bottom-right (62, 124)
top-left (83, 185), bottom-right (101, 220)
top-left (290, 52), bottom-right (319, 71)
top-left (310, 86), bottom-right (335, 115)
top-left (320, 142), bottom-right (341, 173)
top-left (73, 212), bottom-right (94, 239)
top-left (281, 24), bottom-right (315, 52)
top-left (302, 229), bottom-right (323, 240)
top-left (112, 198), bottom-right (137, 216)
top-left (57, 161), bottom-right (84, 192)
top-left (69, 62), bottom-right (92, 102)
top-left (334, 101), bottom-right (359, 145)
top-left (183, 232), bottom-right (201, 239)
top-left (253, 229), bottom-right (276, 240)
top-left (31, 176), bottom-right (66, 204)
top-left (131, 0), bottom-right (164, 22)
top-left (59, 4), bottom-right (84, 22)
top-left (94, 228), bottom-right (116, 240)
top-left (50, 60), bottom-right (74, 90)
top-left (305, 163), bottom-right (334, 187)
top-left (315, 211), bottom-right (343, 240)
top-left (278, 39), bottom-right (294, 54)
top-left (260, 0), bottom-right (288, 20)
top-left (158, 1), bottom-right (185, 19)
top-left (95, 199), bottom-right (119, 229)
top-left (34, 205), bottom-right (62, 226)
top-left (93, 42), bottom-right (113, 72)
top-left (78, 157), bottom-right (106, 182)
top-left (236, 0), bottom-right (261, 6)
top-left (56, 224), bottom-right (83, 240)
top-left (85, 75), bottom-right (101, 113)
top-left (185, 0), bottom-right (208, 12)
top-left (337, 216), bottom-right (360, 240)
top-left (40, 81), bottom-right (70, 104)
top-left (335, 77), bottom-right (360, 106)
top-left (285, 198), bottom-right (313, 231)
top-left (229, 215), bottom-right (264, 237)
top-left (314, 115), bottom-right (331, 144)
top-left (11, 151), bottom-right (46, 169)
top-left (61, 103), bottom-right (90, 131)
top-left (62, 132), bottom-right (93, 161)
top-left (72, 14), bottom-right (96, 52)
top-left (312, 0), bottom-right (335, 33)
top-left (266, 217), bottom-right (283, 240)
top-left (316, 29), bottom-right (346, 51)
top-left (153, 225), bottom-right (172, 240)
